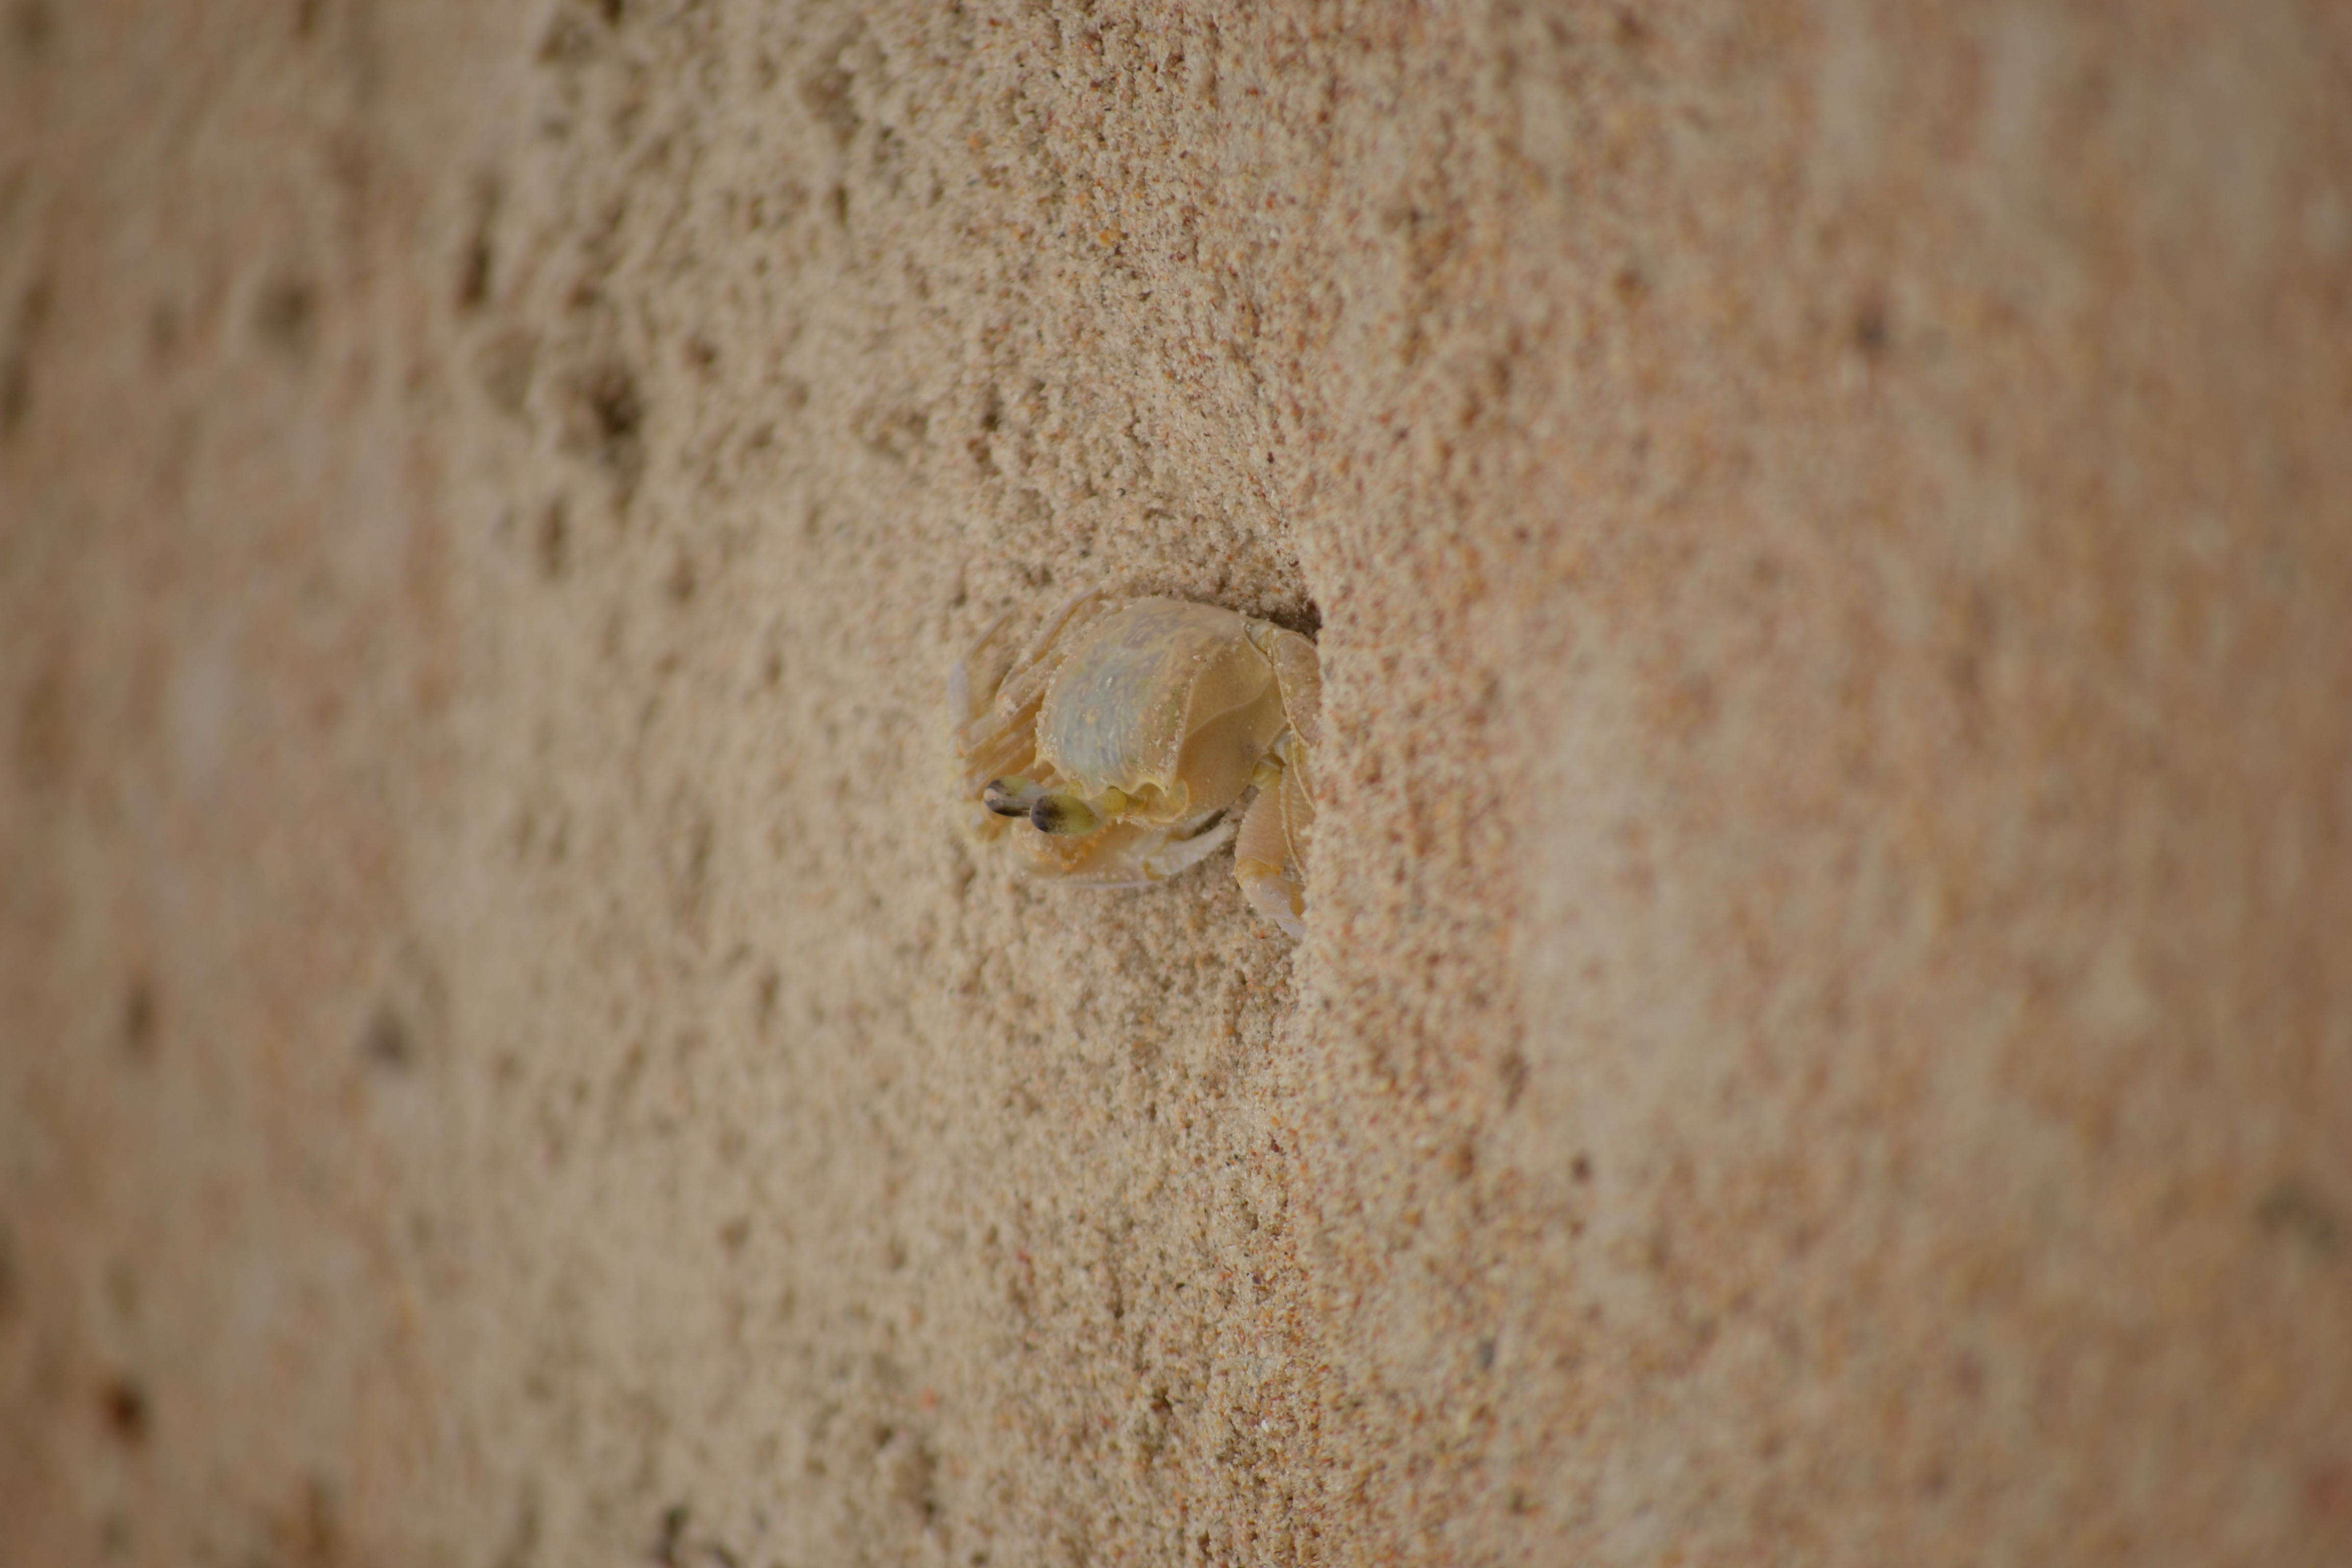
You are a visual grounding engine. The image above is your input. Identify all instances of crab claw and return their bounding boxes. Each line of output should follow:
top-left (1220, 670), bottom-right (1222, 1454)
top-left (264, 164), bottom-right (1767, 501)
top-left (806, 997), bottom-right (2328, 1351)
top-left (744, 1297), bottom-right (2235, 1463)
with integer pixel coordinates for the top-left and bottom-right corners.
top-left (1233, 737), bottom-right (1313, 940)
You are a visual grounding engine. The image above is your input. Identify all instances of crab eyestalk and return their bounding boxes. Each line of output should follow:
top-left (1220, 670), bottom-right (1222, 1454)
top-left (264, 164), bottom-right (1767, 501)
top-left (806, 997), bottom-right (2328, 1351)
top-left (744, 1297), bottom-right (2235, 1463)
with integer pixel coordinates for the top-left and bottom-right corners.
top-left (987, 777), bottom-right (1125, 836)
top-left (1029, 793), bottom-right (1101, 836)
top-left (983, 777), bottom-right (1047, 818)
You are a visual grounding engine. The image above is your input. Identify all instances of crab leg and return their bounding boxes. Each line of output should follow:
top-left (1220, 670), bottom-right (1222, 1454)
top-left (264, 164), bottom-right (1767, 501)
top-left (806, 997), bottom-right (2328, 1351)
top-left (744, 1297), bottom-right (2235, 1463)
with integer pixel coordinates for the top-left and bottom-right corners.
top-left (946, 609), bottom-right (1014, 728)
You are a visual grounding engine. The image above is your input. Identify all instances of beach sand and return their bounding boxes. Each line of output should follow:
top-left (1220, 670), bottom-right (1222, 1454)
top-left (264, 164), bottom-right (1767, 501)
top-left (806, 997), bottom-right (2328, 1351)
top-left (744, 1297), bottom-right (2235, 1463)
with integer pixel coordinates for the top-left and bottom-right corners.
top-left (5, 3), bottom-right (2349, 1562)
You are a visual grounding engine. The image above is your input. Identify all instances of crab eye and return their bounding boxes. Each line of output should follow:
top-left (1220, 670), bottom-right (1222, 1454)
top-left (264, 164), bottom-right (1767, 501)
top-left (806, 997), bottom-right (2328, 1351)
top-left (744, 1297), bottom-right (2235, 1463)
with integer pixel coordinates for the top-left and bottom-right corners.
top-left (984, 778), bottom-right (1045, 818)
top-left (1028, 794), bottom-right (1102, 836)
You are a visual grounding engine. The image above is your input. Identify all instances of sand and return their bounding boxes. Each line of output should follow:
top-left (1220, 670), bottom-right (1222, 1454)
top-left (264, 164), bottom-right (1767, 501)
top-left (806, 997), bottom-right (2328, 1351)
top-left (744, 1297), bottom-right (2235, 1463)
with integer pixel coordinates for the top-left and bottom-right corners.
top-left (5, 2), bottom-right (2349, 1563)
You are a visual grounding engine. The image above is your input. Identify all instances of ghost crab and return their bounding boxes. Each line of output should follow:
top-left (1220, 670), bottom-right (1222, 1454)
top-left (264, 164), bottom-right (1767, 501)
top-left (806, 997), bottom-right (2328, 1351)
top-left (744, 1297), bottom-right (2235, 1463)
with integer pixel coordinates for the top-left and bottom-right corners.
top-left (949, 592), bottom-right (1320, 938)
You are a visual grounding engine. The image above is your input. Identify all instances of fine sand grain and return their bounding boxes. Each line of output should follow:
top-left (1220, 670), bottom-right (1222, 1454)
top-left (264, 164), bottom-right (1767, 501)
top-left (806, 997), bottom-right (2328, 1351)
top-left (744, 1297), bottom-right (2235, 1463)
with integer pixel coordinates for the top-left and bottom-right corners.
top-left (5, 3), bottom-right (2349, 1563)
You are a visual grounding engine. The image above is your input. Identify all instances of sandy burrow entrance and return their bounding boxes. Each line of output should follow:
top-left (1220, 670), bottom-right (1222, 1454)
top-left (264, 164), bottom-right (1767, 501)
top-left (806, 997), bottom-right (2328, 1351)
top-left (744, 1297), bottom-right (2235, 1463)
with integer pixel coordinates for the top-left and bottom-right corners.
top-left (4, 3), bottom-right (2348, 1564)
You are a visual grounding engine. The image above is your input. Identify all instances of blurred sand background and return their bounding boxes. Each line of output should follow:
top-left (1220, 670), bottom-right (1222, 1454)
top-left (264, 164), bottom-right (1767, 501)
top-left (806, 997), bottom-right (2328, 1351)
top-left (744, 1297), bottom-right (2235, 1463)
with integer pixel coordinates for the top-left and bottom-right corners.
top-left (4, 2), bottom-right (2349, 1563)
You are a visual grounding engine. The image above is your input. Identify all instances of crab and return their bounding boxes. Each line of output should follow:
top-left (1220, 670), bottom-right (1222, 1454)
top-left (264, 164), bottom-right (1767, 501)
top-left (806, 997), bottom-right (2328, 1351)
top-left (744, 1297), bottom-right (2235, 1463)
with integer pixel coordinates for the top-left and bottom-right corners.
top-left (948, 592), bottom-right (1320, 938)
